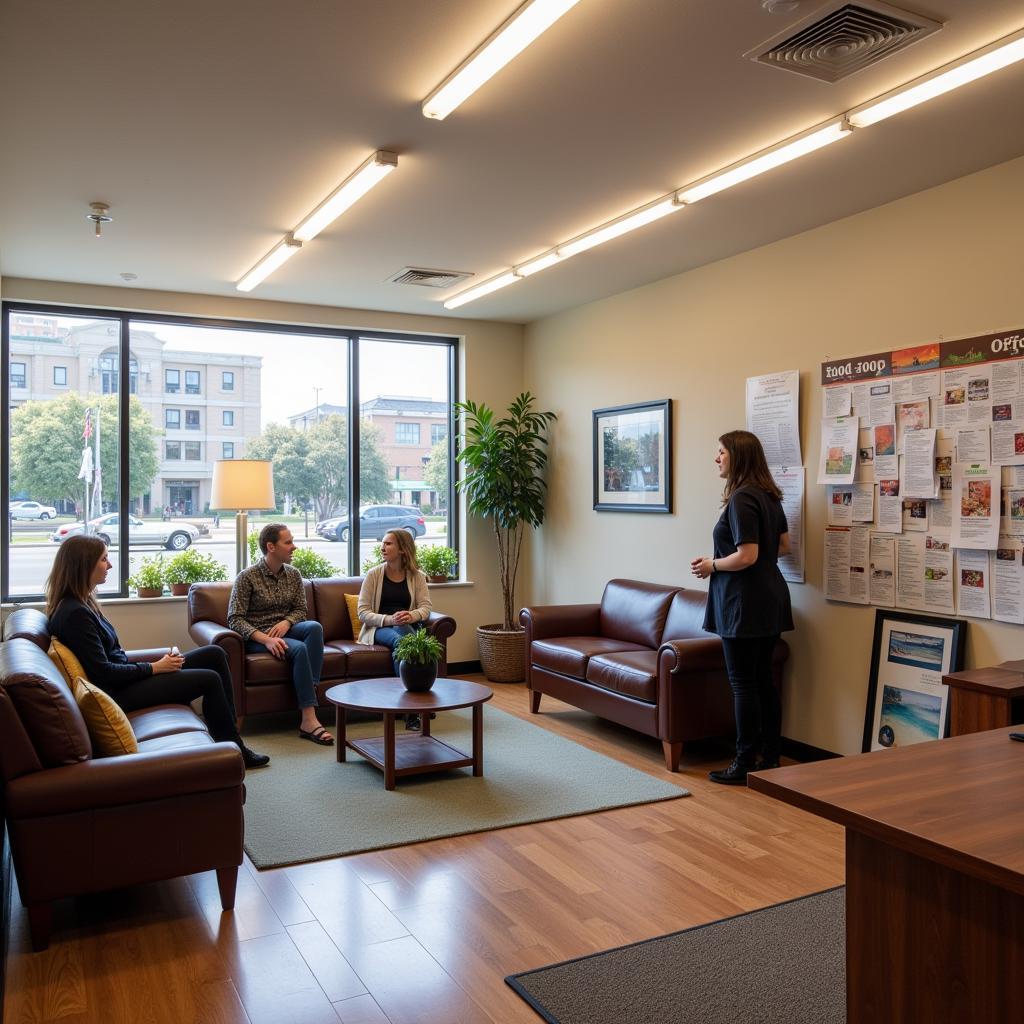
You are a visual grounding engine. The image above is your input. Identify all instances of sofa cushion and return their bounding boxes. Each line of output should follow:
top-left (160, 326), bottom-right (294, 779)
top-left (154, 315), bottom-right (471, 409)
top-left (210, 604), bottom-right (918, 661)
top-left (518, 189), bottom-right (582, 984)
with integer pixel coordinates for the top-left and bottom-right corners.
top-left (585, 651), bottom-right (658, 703)
top-left (661, 590), bottom-right (710, 642)
top-left (48, 638), bottom-right (87, 687)
top-left (127, 704), bottom-right (209, 742)
top-left (73, 677), bottom-right (139, 757)
top-left (246, 645), bottom-right (347, 685)
top-left (136, 730), bottom-right (216, 753)
top-left (531, 637), bottom-right (648, 680)
top-left (599, 580), bottom-right (679, 649)
top-left (337, 642), bottom-right (395, 677)
top-left (344, 593), bottom-right (362, 642)
top-left (310, 578), bottom-right (361, 642)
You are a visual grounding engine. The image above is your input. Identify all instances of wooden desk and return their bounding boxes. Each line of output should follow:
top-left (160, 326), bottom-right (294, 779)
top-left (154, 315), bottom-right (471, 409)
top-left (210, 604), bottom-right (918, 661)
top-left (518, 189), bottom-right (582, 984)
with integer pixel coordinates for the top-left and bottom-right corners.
top-left (943, 663), bottom-right (1024, 735)
top-left (749, 728), bottom-right (1024, 1023)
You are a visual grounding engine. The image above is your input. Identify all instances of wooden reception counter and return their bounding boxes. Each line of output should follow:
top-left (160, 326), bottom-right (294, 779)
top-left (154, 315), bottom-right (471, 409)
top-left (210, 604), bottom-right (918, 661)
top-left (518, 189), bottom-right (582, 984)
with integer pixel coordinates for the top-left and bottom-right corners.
top-left (748, 727), bottom-right (1024, 1023)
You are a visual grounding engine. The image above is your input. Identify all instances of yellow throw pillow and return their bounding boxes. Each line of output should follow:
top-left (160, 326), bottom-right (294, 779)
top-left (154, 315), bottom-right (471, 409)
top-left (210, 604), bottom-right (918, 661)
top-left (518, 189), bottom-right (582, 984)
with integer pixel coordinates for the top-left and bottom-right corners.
top-left (344, 593), bottom-right (363, 641)
top-left (48, 638), bottom-right (87, 687)
top-left (73, 677), bottom-right (139, 757)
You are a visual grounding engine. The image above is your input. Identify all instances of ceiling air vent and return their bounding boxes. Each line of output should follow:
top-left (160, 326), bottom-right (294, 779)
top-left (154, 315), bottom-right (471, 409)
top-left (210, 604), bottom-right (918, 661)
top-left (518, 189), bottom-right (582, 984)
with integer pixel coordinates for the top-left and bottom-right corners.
top-left (388, 267), bottom-right (473, 289)
top-left (747, 2), bottom-right (942, 84)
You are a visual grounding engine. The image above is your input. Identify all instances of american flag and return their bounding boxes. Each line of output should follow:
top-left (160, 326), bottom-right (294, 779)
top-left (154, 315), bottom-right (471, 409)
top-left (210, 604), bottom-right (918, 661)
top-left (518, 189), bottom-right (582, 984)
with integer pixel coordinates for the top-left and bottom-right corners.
top-left (83, 409), bottom-right (93, 440)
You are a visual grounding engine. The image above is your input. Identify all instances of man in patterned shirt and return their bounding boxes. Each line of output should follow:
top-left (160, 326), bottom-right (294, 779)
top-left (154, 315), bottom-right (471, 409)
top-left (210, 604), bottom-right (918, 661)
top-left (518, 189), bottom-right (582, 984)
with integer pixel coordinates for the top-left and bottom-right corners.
top-left (228, 523), bottom-right (334, 745)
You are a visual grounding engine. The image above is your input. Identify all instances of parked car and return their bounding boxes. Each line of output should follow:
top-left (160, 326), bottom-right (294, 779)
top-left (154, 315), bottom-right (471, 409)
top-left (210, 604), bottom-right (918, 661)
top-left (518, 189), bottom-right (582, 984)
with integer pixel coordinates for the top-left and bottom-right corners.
top-left (9, 501), bottom-right (58, 520)
top-left (52, 513), bottom-right (199, 550)
top-left (316, 504), bottom-right (426, 542)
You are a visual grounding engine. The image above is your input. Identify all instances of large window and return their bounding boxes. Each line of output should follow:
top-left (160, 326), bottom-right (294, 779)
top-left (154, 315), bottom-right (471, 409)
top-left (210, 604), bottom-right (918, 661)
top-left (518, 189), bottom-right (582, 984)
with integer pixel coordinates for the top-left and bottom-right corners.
top-left (53, 366), bottom-right (67, 386)
top-left (3, 304), bottom-right (457, 600)
top-left (395, 422), bottom-right (421, 445)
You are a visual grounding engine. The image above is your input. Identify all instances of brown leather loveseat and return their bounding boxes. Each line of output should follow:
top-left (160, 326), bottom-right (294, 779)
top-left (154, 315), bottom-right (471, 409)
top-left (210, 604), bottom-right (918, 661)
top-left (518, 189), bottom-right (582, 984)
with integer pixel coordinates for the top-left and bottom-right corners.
top-left (0, 614), bottom-right (245, 951)
top-left (188, 577), bottom-right (457, 719)
top-left (521, 579), bottom-right (788, 772)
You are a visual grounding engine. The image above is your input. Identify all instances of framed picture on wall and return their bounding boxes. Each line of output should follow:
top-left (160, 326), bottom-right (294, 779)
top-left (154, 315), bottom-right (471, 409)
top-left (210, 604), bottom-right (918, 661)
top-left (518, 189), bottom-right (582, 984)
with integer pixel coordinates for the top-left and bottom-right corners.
top-left (593, 399), bottom-right (672, 513)
top-left (862, 609), bottom-right (966, 753)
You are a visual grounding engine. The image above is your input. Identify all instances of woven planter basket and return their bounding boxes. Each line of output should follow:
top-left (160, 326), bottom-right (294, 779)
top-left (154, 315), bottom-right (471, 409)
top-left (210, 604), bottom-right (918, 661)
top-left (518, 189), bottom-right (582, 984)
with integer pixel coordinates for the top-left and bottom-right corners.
top-left (476, 625), bottom-right (526, 683)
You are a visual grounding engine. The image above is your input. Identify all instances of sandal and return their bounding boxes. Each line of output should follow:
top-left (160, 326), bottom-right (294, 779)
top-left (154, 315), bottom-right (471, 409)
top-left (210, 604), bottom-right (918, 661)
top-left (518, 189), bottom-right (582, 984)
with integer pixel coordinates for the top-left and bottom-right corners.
top-left (299, 725), bottom-right (335, 746)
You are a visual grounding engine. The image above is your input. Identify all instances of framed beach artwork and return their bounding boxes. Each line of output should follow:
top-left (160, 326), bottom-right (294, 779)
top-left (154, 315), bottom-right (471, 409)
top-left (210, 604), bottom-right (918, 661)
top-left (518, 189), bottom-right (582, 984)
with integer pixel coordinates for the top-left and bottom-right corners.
top-left (862, 610), bottom-right (966, 753)
top-left (593, 399), bottom-right (672, 513)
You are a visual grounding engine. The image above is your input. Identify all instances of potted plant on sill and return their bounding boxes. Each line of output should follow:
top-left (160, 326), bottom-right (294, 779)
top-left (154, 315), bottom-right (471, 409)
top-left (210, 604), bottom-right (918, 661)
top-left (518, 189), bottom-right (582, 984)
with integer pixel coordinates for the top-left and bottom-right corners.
top-left (129, 555), bottom-right (166, 598)
top-left (394, 628), bottom-right (444, 692)
top-left (164, 548), bottom-right (229, 596)
top-left (418, 544), bottom-right (458, 583)
top-left (455, 392), bottom-right (556, 682)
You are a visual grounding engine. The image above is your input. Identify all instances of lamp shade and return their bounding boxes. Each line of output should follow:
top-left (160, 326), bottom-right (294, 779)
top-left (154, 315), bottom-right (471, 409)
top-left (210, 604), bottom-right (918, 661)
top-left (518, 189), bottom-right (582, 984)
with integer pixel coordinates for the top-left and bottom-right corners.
top-left (210, 460), bottom-right (275, 511)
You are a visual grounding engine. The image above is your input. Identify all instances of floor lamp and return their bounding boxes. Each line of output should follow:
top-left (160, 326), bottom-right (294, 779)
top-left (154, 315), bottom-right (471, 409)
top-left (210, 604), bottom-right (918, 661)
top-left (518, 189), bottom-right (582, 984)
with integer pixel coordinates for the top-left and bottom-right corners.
top-left (210, 460), bottom-right (275, 573)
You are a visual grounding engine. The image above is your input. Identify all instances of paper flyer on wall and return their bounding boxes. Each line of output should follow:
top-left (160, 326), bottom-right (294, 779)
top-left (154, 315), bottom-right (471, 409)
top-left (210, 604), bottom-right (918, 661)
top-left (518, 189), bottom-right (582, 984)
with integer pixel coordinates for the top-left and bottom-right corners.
top-left (902, 428), bottom-right (938, 498)
top-left (892, 370), bottom-right (939, 402)
top-left (770, 466), bottom-right (805, 584)
top-left (957, 548), bottom-right (991, 619)
top-left (895, 534), bottom-right (926, 610)
top-left (951, 463), bottom-right (1001, 549)
top-left (992, 535), bottom-right (1024, 624)
top-left (868, 384), bottom-right (894, 427)
top-left (942, 366), bottom-right (993, 427)
top-left (868, 533), bottom-right (895, 606)
top-left (955, 426), bottom-right (990, 463)
top-left (873, 422), bottom-right (897, 480)
top-left (991, 360), bottom-right (1021, 402)
top-left (746, 371), bottom-right (801, 467)
top-left (1005, 489), bottom-right (1024, 537)
top-left (896, 399), bottom-right (929, 451)
top-left (991, 419), bottom-right (1024, 466)
top-left (877, 475), bottom-right (902, 533)
top-left (824, 525), bottom-right (869, 604)
top-left (827, 483), bottom-right (873, 525)
top-left (823, 383), bottom-right (851, 418)
top-left (922, 534), bottom-right (954, 614)
top-left (817, 416), bottom-right (859, 485)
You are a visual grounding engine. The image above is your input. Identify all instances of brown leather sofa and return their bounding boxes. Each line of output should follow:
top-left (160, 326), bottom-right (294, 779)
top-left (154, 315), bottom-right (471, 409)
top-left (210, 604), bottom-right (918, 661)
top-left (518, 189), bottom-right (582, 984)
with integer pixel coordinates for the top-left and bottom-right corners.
top-left (0, 621), bottom-right (244, 951)
top-left (521, 579), bottom-right (788, 772)
top-left (188, 577), bottom-right (457, 718)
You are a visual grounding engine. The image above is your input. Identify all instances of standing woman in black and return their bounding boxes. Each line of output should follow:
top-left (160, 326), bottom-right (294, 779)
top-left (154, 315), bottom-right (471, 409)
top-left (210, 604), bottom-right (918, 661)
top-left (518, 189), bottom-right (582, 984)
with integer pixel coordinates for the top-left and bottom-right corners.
top-left (690, 430), bottom-right (793, 785)
top-left (46, 534), bottom-right (269, 769)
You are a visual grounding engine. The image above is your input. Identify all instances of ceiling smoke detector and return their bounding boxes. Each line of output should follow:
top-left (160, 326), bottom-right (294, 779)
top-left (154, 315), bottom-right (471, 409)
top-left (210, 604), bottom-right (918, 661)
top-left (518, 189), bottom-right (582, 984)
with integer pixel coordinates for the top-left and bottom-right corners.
top-left (747, 1), bottom-right (942, 83)
top-left (387, 267), bottom-right (473, 289)
top-left (86, 201), bottom-right (112, 237)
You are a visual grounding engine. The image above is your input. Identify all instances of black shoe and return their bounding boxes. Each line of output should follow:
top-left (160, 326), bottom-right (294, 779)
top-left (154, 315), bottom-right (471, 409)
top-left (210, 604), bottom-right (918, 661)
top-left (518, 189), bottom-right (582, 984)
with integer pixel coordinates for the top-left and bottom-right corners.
top-left (239, 743), bottom-right (270, 770)
top-left (708, 761), bottom-right (751, 785)
top-left (405, 714), bottom-right (422, 731)
top-left (755, 757), bottom-right (781, 771)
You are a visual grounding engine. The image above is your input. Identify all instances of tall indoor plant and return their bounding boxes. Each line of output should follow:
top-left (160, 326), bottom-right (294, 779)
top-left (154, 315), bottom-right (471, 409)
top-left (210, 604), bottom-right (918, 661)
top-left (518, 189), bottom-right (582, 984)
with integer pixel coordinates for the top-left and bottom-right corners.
top-left (455, 392), bottom-right (556, 681)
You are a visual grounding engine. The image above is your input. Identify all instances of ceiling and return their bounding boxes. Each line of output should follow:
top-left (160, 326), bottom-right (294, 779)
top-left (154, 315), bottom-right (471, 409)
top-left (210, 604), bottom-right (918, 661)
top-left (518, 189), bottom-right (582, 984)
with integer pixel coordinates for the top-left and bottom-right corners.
top-left (1, 0), bottom-right (1022, 324)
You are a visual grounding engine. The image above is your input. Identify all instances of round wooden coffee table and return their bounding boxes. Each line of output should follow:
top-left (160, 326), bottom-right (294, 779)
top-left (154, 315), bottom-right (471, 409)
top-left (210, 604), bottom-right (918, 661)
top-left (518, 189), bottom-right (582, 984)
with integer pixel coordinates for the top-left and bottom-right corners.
top-left (324, 678), bottom-right (493, 790)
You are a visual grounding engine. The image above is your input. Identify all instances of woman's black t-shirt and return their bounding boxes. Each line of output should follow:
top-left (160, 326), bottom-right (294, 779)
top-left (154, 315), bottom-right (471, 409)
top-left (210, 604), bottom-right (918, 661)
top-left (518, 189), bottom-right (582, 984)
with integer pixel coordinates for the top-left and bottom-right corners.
top-left (379, 574), bottom-right (411, 618)
top-left (703, 484), bottom-right (794, 638)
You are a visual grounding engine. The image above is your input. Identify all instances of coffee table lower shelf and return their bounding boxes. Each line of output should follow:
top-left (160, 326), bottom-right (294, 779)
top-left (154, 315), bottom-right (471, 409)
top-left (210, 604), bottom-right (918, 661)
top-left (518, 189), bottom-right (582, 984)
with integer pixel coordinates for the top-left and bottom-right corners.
top-left (347, 733), bottom-right (476, 783)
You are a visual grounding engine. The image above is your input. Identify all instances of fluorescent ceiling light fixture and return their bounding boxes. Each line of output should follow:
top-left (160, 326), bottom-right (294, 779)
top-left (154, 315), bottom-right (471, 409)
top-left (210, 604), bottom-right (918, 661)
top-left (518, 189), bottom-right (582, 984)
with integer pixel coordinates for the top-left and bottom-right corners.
top-left (516, 250), bottom-right (566, 276)
top-left (849, 29), bottom-right (1024, 128)
top-left (444, 271), bottom-right (522, 310)
top-left (236, 236), bottom-right (302, 292)
top-left (559, 198), bottom-right (681, 258)
top-left (423, 0), bottom-right (583, 120)
top-left (678, 121), bottom-right (852, 205)
top-left (292, 151), bottom-right (398, 242)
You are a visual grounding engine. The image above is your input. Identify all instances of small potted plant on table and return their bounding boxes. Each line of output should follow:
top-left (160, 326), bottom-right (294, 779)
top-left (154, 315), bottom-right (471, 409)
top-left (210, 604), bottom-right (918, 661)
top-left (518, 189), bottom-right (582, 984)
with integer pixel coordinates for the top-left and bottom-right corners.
top-left (129, 555), bottom-right (166, 598)
top-left (164, 548), bottom-right (229, 596)
top-left (418, 545), bottom-right (458, 583)
top-left (394, 629), bottom-right (444, 692)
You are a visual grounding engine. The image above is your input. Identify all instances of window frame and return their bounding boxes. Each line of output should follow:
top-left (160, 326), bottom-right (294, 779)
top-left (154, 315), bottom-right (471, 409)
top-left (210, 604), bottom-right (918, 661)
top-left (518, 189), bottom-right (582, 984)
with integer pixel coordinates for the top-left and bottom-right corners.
top-left (185, 370), bottom-right (201, 395)
top-left (53, 365), bottom-right (68, 387)
top-left (165, 368), bottom-right (180, 393)
top-left (222, 370), bottom-right (234, 391)
top-left (165, 440), bottom-right (182, 460)
top-left (183, 440), bottom-right (202, 461)
top-left (2, 301), bottom-right (459, 601)
top-left (222, 441), bottom-right (235, 459)
top-left (165, 409), bottom-right (181, 429)
top-left (185, 409), bottom-right (201, 430)
top-left (222, 410), bottom-right (234, 427)
top-left (395, 421), bottom-right (421, 445)
top-left (10, 361), bottom-right (27, 388)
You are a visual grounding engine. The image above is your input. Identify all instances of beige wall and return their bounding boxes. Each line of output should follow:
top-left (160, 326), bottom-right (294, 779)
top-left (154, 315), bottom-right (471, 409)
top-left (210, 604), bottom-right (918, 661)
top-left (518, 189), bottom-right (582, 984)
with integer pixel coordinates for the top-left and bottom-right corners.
top-left (524, 154), bottom-right (1024, 755)
top-left (2, 281), bottom-right (525, 663)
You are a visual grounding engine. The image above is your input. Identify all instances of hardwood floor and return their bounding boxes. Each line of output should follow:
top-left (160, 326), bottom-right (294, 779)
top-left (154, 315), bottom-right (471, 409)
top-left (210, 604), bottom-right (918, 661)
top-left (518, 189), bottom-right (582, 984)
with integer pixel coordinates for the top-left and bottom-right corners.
top-left (2, 681), bottom-right (844, 1023)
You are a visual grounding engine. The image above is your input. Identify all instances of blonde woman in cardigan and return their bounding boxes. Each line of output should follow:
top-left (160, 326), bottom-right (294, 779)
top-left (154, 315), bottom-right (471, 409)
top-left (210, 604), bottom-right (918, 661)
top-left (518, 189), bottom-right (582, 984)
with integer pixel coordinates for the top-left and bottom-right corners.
top-left (357, 529), bottom-right (432, 727)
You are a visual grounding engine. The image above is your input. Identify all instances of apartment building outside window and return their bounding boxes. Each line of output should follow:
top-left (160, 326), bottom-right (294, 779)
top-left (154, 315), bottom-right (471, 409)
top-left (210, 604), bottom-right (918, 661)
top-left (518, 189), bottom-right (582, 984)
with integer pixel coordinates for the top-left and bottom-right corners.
top-left (165, 368), bottom-right (180, 393)
top-left (53, 366), bottom-right (67, 386)
top-left (166, 409), bottom-right (180, 429)
top-left (222, 370), bottom-right (234, 391)
top-left (223, 410), bottom-right (234, 427)
top-left (185, 370), bottom-right (200, 394)
top-left (395, 422), bottom-right (420, 444)
top-left (185, 410), bottom-right (200, 430)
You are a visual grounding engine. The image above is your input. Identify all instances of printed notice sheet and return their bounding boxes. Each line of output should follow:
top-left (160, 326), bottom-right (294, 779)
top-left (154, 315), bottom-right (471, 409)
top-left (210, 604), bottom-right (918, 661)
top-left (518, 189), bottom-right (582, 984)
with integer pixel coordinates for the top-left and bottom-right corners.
top-left (992, 535), bottom-right (1024, 624)
top-left (869, 533), bottom-right (895, 606)
top-left (903, 428), bottom-right (938, 498)
top-left (817, 416), bottom-right (859, 485)
top-left (923, 534), bottom-right (954, 614)
top-left (771, 466), bottom-right (805, 584)
top-left (991, 419), bottom-right (1024, 466)
top-left (955, 427), bottom-right (991, 464)
top-left (877, 476), bottom-right (902, 533)
top-left (827, 483), bottom-right (874, 525)
top-left (951, 463), bottom-right (1001, 549)
top-left (896, 534), bottom-right (926, 611)
top-left (824, 525), bottom-right (869, 604)
top-left (746, 371), bottom-right (801, 468)
top-left (957, 548), bottom-right (991, 619)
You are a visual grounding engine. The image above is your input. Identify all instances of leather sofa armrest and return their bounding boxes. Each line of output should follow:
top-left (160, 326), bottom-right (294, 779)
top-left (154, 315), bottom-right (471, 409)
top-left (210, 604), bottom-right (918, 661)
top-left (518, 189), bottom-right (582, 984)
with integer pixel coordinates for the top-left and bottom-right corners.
top-left (127, 648), bottom-right (171, 663)
top-left (520, 604), bottom-right (602, 641)
top-left (424, 611), bottom-right (456, 642)
top-left (659, 637), bottom-right (727, 675)
top-left (189, 621), bottom-right (246, 712)
top-left (5, 743), bottom-right (244, 819)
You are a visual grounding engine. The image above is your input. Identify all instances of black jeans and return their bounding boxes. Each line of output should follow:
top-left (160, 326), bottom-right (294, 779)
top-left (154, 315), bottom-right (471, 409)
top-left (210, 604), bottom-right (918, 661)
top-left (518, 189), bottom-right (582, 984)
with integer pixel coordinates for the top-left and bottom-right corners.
top-left (113, 645), bottom-right (239, 744)
top-left (720, 635), bottom-right (781, 767)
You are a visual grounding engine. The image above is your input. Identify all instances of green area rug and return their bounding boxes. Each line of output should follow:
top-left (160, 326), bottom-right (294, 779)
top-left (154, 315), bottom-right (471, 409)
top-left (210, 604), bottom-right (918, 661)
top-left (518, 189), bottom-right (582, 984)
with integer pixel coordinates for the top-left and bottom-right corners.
top-left (241, 705), bottom-right (687, 869)
top-left (507, 887), bottom-right (845, 1024)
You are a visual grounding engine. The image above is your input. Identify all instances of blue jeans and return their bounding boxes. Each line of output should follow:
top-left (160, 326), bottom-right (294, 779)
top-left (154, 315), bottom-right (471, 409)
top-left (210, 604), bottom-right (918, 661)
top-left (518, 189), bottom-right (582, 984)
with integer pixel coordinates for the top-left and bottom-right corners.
top-left (246, 619), bottom-right (323, 708)
top-left (374, 624), bottom-right (420, 676)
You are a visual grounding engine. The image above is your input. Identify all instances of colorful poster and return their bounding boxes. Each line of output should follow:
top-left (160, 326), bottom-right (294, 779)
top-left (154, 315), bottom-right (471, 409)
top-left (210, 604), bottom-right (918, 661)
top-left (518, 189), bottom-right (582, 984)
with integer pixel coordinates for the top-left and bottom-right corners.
top-left (817, 416), bottom-right (858, 486)
top-left (951, 463), bottom-right (1001, 549)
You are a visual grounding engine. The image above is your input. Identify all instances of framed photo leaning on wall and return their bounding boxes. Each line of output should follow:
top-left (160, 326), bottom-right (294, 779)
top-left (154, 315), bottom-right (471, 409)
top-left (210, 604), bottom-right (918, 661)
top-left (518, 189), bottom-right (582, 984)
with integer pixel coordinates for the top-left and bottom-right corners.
top-left (593, 399), bottom-right (672, 513)
top-left (862, 609), bottom-right (966, 753)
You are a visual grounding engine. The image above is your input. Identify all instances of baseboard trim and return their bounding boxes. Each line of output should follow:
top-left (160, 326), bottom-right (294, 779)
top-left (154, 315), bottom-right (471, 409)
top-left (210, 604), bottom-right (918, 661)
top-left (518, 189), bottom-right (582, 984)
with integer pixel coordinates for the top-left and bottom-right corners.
top-left (780, 737), bottom-right (840, 763)
top-left (447, 660), bottom-right (483, 676)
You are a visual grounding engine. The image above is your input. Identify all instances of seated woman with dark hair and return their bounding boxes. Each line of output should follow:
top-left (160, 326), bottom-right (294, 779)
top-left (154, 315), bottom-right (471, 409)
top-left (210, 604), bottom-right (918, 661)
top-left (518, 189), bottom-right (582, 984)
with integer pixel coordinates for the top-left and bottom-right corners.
top-left (357, 529), bottom-right (432, 728)
top-left (47, 534), bottom-right (269, 770)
